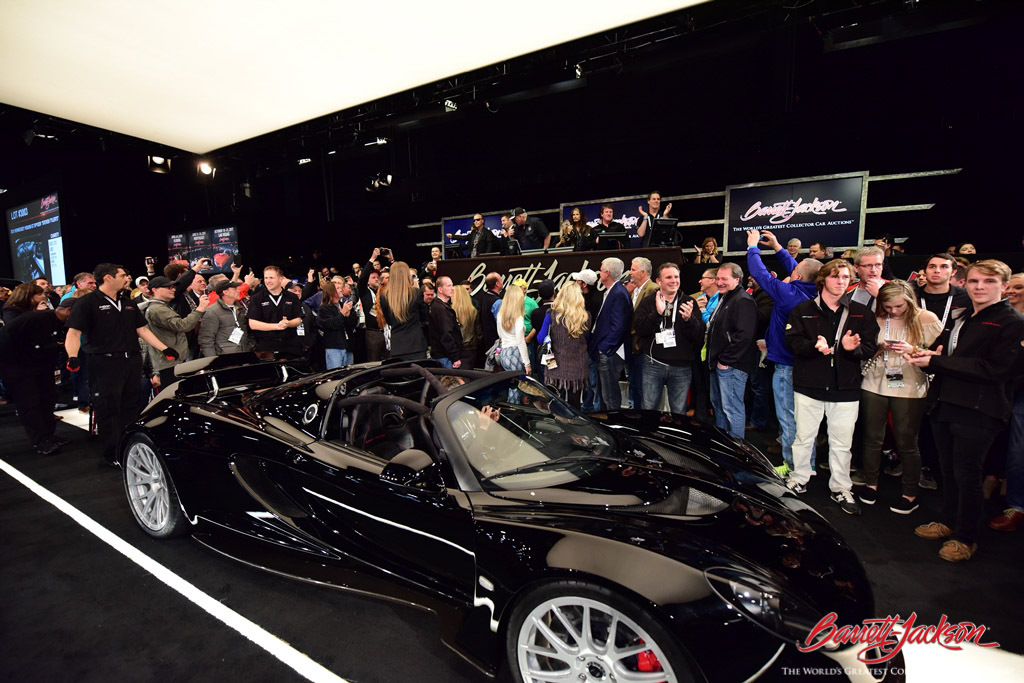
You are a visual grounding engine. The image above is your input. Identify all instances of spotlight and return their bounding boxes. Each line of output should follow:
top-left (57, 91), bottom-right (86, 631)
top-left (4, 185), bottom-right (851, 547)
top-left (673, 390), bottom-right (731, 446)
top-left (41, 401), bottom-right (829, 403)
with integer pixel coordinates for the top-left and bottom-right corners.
top-left (23, 128), bottom-right (58, 146)
top-left (198, 161), bottom-right (215, 176)
top-left (148, 155), bottom-right (171, 174)
top-left (575, 63), bottom-right (583, 78)
top-left (327, 150), bottom-right (337, 155)
top-left (444, 99), bottom-right (457, 113)
top-left (298, 158), bottom-right (312, 165)
top-left (364, 137), bottom-right (389, 147)
top-left (378, 173), bottom-right (392, 187)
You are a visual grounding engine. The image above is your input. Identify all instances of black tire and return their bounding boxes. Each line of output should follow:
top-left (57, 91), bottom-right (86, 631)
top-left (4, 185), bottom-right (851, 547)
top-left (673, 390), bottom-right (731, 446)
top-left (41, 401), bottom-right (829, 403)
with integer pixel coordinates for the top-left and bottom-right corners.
top-left (122, 435), bottom-right (189, 539)
top-left (505, 580), bottom-right (697, 682)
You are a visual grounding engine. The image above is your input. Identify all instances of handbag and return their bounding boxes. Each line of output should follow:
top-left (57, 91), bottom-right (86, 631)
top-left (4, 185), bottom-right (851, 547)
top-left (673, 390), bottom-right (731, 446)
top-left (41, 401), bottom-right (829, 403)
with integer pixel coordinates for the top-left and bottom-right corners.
top-left (484, 339), bottom-right (501, 371)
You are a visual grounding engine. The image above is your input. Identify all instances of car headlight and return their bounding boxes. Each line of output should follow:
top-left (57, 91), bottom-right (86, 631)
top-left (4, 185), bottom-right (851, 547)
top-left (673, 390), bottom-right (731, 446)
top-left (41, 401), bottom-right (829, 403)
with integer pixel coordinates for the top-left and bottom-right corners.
top-left (704, 567), bottom-right (827, 645)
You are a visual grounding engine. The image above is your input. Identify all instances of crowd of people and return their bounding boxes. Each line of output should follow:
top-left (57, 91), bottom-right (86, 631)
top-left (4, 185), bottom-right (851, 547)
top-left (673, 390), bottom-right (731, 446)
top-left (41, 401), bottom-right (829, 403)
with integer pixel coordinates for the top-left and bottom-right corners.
top-left (1, 229), bottom-right (1022, 565)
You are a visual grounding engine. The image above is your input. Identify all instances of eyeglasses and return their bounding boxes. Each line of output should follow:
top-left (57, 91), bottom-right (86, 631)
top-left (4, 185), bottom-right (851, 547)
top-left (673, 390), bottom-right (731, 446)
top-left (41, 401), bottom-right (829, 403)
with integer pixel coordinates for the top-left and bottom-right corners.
top-left (473, 218), bottom-right (483, 222)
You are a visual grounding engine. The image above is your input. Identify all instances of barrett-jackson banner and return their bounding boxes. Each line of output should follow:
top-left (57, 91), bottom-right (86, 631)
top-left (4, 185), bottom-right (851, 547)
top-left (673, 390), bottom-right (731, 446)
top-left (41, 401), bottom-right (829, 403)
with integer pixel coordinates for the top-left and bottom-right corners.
top-left (436, 247), bottom-right (685, 297)
top-left (725, 173), bottom-right (866, 254)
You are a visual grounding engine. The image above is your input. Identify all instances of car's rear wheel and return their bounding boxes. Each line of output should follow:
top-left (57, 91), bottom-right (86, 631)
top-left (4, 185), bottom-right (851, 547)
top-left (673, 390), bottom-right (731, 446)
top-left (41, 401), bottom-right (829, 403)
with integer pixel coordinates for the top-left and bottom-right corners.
top-left (507, 580), bottom-right (693, 683)
top-left (123, 437), bottom-right (189, 539)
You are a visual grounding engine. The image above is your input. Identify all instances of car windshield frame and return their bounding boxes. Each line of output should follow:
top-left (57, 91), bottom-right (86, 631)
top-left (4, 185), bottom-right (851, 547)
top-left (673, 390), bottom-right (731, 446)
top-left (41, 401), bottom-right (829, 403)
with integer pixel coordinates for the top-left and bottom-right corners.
top-left (434, 373), bottom-right (624, 492)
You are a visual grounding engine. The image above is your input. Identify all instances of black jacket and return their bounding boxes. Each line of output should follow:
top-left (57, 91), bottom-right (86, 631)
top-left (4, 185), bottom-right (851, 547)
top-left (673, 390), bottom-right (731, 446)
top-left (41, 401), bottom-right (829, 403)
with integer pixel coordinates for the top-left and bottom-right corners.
top-left (429, 297), bottom-right (463, 361)
top-left (452, 228), bottom-right (498, 256)
top-left (786, 296), bottom-right (879, 392)
top-left (476, 289), bottom-right (501, 351)
top-left (928, 300), bottom-right (1024, 421)
top-left (706, 286), bottom-right (759, 374)
top-left (317, 302), bottom-right (358, 350)
top-left (380, 294), bottom-right (429, 359)
top-left (633, 293), bottom-right (704, 365)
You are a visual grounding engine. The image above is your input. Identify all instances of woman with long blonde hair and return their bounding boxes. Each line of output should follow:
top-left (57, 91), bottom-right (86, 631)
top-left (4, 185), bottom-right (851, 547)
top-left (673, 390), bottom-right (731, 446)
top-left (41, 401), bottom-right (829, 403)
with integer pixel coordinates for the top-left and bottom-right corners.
top-left (497, 285), bottom-right (531, 402)
top-left (450, 285), bottom-right (480, 368)
top-left (857, 280), bottom-right (942, 514)
top-left (379, 261), bottom-right (428, 360)
top-left (542, 282), bottom-right (590, 406)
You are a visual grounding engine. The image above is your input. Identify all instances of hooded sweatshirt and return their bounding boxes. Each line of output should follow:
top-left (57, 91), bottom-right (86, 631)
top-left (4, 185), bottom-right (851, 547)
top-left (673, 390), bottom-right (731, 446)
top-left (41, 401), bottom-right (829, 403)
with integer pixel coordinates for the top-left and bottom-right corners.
top-left (747, 247), bottom-right (818, 366)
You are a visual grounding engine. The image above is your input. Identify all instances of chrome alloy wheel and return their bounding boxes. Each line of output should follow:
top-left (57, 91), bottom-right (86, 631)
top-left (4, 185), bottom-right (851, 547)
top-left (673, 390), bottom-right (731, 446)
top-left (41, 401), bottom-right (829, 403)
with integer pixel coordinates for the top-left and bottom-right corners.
top-left (124, 442), bottom-right (173, 532)
top-left (516, 596), bottom-right (678, 683)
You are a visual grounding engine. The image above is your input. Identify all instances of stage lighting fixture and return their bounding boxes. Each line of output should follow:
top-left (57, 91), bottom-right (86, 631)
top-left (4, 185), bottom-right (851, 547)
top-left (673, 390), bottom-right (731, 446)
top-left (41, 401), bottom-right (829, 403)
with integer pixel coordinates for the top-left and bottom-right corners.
top-left (378, 173), bottom-right (393, 187)
top-left (23, 128), bottom-right (58, 146)
top-left (148, 155), bottom-right (171, 173)
top-left (364, 137), bottom-right (389, 147)
top-left (298, 157), bottom-right (312, 165)
top-left (444, 99), bottom-right (457, 112)
top-left (327, 150), bottom-right (337, 155)
top-left (198, 161), bottom-right (215, 177)
top-left (575, 63), bottom-right (583, 78)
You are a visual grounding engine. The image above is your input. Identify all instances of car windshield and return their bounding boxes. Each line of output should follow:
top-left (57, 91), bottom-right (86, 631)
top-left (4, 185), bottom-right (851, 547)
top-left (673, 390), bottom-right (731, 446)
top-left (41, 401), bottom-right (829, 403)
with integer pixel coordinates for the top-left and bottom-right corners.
top-left (446, 377), bottom-right (623, 491)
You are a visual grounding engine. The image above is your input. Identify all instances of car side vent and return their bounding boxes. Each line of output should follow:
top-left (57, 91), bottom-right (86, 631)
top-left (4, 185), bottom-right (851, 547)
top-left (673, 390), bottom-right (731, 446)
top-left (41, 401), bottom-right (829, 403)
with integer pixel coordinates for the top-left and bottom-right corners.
top-left (634, 438), bottom-right (717, 477)
top-left (617, 487), bottom-right (728, 516)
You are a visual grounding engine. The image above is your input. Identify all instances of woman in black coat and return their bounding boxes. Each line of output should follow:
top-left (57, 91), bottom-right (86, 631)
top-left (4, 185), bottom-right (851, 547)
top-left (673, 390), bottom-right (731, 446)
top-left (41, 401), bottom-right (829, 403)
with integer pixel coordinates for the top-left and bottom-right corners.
top-left (1, 284), bottom-right (66, 455)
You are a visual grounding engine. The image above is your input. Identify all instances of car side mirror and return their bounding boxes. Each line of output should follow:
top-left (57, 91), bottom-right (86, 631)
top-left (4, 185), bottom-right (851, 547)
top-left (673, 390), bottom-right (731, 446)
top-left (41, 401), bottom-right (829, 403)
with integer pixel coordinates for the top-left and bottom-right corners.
top-left (381, 449), bottom-right (443, 491)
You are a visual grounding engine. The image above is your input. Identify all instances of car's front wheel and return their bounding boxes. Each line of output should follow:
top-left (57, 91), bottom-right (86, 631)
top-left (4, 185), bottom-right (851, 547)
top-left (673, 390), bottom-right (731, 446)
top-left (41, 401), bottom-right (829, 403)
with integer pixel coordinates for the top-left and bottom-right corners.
top-left (122, 436), bottom-right (189, 539)
top-left (507, 580), bottom-right (693, 683)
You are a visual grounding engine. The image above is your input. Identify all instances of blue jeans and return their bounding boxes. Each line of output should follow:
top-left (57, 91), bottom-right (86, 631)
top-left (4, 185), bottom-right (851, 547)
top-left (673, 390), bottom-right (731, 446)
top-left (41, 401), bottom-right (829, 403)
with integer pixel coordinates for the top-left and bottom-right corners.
top-left (628, 354), bottom-right (644, 409)
top-left (436, 357), bottom-right (455, 369)
top-left (711, 366), bottom-right (748, 439)
top-left (1006, 390), bottom-right (1024, 513)
top-left (583, 360), bottom-right (602, 412)
top-left (325, 348), bottom-right (353, 370)
top-left (640, 356), bottom-right (691, 414)
top-left (772, 364), bottom-right (815, 468)
top-left (749, 363), bottom-right (773, 429)
top-left (596, 352), bottom-right (624, 411)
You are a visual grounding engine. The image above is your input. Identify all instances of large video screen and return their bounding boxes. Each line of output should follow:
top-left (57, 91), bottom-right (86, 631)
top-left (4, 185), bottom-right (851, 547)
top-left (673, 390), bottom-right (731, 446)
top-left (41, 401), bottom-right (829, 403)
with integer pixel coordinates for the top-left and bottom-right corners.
top-left (6, 192), bottom-right (67, 285)
top-left (167, 225), bottom-right (239, 272)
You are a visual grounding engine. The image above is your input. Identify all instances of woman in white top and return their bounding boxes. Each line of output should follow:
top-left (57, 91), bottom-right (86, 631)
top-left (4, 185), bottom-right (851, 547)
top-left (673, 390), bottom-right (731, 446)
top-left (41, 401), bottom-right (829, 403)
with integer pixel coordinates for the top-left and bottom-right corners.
top-left (857, 280), bottom-right (942, 514)
top-left (497, 285), bottom-right (531, 403)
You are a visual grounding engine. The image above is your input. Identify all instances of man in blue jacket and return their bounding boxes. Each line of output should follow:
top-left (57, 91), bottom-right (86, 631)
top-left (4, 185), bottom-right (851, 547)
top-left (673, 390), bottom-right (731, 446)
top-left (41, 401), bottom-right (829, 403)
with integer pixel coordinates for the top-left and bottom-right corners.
top-left (589, 257), bottom-right (633, 411)
top-left (746, 230), bottom-right (822, 476)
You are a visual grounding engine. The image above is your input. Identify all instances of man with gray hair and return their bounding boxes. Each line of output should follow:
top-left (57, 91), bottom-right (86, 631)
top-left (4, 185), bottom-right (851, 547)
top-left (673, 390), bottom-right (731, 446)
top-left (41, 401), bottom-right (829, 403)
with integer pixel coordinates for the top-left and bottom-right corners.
top-left (589, 257), bottom-right (633, 410)
top-left (846, 246), bottom-right (887, 312)
top-left (786, 238), bottom-right (802, 260)
top-left (628, 256), bottom-right (659, 407)
top-left (706, 261), bottom-right (758, 438)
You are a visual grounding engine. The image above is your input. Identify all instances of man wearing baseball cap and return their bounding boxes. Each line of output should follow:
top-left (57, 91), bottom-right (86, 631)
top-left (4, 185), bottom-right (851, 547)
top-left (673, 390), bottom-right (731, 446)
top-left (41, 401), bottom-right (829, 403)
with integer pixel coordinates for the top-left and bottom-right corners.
top-left (510, 208), bottom-right (550, 251)
top-left (144, 276), bottom-right (208, 389)
top-left (200, 280), bottom-right (250, 357)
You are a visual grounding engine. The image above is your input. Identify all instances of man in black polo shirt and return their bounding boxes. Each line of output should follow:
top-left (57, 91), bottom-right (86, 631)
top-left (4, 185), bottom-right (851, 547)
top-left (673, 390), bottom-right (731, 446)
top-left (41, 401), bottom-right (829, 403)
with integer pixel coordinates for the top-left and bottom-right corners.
top-left (510, 208), bottom-right (550, 251)
top-left (247, 265), bottom-right (304, 357)
top-left (65, 263), bottom-right (178, 464)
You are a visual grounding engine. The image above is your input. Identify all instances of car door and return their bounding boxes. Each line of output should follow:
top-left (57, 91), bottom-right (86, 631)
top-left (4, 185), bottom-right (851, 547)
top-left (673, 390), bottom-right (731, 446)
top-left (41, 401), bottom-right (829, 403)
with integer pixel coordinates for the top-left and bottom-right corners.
top-left (282, 439), bottom-right (478, 604)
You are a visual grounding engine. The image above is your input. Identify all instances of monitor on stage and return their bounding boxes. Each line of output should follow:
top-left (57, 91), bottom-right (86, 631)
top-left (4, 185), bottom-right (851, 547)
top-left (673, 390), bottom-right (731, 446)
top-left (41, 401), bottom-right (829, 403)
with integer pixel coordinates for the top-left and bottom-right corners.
top-left (5, 192), bottom-right (66, 285)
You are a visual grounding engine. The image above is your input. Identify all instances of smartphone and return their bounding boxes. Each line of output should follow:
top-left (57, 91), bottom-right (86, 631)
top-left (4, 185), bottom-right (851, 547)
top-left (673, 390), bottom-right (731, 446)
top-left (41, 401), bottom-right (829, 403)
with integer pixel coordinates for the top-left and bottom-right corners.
top-left (145, 256), bottom-right (155, 265)
top-left (885, 339), bottom-right (901, 345)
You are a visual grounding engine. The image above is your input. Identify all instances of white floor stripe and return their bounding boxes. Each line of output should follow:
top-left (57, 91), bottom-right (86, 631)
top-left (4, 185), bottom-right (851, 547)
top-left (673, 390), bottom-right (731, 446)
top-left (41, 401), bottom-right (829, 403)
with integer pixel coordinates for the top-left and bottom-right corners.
top-left (0, 458), bottom-right (349, 683)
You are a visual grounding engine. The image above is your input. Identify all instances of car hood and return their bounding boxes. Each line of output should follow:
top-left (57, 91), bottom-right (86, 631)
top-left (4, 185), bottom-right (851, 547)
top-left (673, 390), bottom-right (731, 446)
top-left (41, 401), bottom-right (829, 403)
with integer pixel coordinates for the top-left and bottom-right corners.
top-left (478, 410), bottom-right (873, 624)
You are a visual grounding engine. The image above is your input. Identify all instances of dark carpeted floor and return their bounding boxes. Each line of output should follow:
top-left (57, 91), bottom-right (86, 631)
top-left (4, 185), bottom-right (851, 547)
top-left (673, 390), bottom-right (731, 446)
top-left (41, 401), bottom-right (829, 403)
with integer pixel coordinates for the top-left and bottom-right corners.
top-left (1, 400), bottom-right (1021, 683)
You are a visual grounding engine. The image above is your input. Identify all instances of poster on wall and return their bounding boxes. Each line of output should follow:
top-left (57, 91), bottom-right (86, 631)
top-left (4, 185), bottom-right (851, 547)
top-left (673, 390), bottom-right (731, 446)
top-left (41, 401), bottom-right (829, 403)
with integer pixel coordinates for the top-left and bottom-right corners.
top-left (724, 173), bottom-right (866, 254)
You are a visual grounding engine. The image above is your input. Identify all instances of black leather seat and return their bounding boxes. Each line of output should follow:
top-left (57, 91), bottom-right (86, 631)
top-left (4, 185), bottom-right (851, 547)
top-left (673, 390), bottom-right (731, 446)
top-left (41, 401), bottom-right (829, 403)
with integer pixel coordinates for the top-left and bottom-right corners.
top-left (348, 387), bottom-right (415, 459)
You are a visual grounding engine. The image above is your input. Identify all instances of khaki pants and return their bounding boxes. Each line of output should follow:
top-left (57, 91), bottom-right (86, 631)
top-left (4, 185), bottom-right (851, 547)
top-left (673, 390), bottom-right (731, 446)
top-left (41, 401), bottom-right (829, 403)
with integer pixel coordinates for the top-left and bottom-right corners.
top-left (791, 392), bottom-right (859, 492)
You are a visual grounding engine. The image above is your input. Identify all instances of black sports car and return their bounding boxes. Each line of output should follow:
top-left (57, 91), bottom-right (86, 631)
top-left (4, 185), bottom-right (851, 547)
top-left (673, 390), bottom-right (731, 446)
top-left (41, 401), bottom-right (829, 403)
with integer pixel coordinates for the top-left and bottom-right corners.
top-left (121, 355), bottom-right (903, 682)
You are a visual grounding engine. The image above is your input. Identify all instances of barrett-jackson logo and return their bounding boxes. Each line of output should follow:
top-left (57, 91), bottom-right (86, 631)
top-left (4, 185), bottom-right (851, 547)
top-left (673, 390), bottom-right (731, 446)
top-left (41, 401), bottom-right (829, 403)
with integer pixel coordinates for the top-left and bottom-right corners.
top-left (40, 194), bottom-right (58, 211)
top-left (741, 197), bottom-right (846, 225)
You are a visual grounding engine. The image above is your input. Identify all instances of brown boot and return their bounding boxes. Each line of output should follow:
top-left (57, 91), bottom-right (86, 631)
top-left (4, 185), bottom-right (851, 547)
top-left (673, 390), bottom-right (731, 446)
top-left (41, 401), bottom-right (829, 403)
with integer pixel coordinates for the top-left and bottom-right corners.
top-left (914, 521), bottom-right (952, 539)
